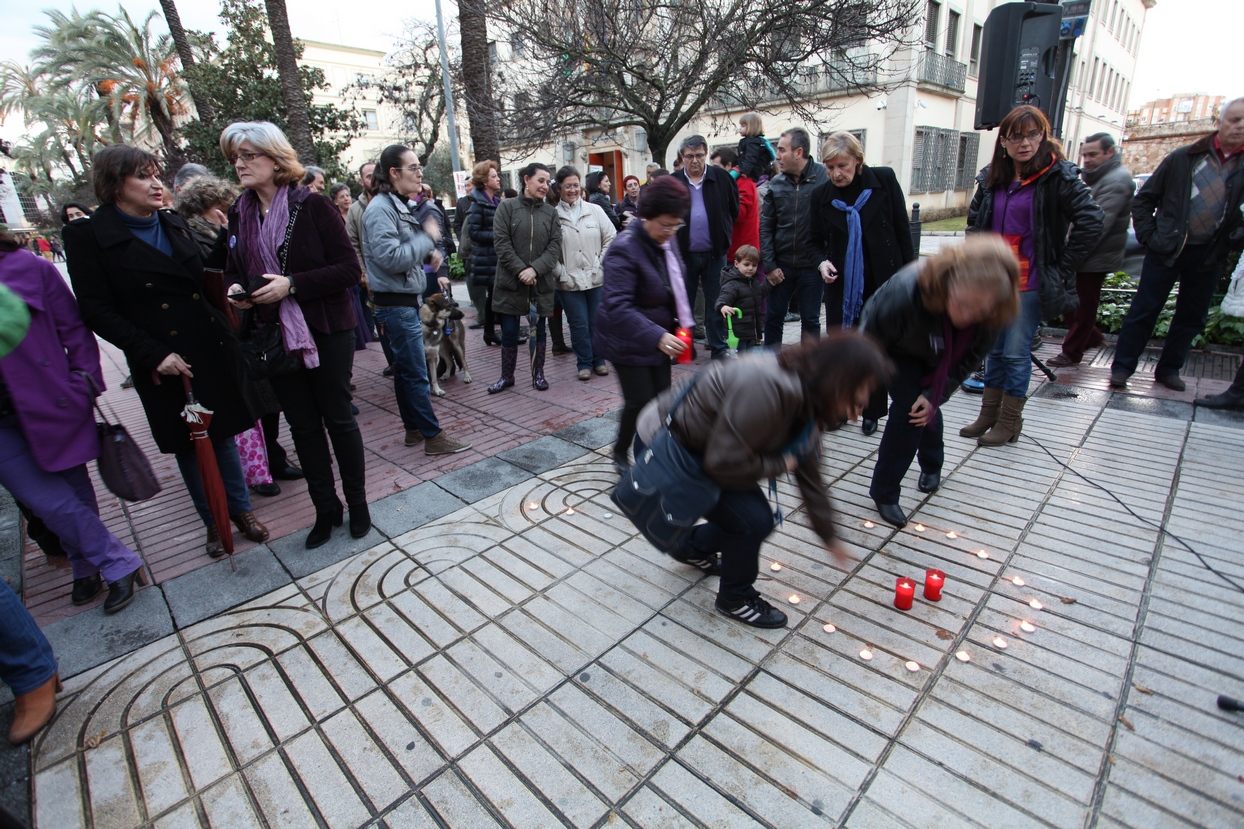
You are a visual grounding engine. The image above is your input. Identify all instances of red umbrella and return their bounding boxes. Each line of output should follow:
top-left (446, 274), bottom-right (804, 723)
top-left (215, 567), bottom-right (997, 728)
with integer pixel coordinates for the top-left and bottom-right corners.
top-left (181, 376), bottom-right (237, 571)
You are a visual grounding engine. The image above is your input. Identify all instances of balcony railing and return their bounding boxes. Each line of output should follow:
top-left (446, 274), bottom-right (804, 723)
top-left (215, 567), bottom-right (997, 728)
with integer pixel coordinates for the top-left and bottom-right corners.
top-left (918, 51), bottom-right (968, 93)
top-left (707, 61), bottom-right (879, 111)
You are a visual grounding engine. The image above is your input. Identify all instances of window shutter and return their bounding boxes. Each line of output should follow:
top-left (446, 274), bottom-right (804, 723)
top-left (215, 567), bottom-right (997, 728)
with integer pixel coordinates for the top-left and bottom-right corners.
top-left (911, 128), bottom-right (928, 194)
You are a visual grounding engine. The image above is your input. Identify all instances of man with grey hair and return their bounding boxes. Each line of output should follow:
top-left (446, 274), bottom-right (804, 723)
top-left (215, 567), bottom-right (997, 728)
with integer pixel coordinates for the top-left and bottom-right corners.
top-left (1049, 132), bottom-right (1135, 367)
top-left (672, 134), bottom-right (740, 358)
top-left (172, 162), bottom-right (210, 193)
top-left (1111, 96), bottom-right (1244, 390)
top-left (761, 126), bottom-right (827, 348)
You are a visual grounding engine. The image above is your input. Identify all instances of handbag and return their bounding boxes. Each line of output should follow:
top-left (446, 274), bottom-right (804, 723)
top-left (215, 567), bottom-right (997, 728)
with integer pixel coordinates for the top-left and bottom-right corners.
top-left (611, 373), bottom-right (721, 555)
top-left (78, 372), bottom-right (162, 502)
top-left (237, 201), bottom-right (304, 379)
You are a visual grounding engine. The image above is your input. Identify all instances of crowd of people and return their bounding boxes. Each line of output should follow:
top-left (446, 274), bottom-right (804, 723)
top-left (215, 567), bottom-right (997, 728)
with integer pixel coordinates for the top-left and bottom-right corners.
top-left (2, 98), bottom-right (1242, 744)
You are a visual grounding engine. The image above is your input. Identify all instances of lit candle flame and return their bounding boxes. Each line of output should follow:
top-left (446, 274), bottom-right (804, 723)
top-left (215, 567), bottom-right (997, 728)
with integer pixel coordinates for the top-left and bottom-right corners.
top-left (566, 507), bottom-right (575, 515)
top-left (823, 623), bottom-right (836, 634)
top-left (1012, 576), bottom-right (1025, 586)
top-left (1028, 599), bottom-right (1043, 610)
top-left (946, 531), bottom-right (958, 539)
top-left (1020, 621), bottom-right (1036, 633)
top-left (859, 649), bottom-right (873, 660)
top-left (914, 524), bottom-right (926, 532)
top-left (905, 660), bottom-right (920, 672)
top-left (976, 550), bottom-right (989, 559)
top-left (993, 636), bottom-right (1008, 649)
top-left (527, 502), bottom-right (539, 510)
top-left (955, 650), bottom-right (971, 662)
top-left (770, 562), bottom-right (782, 572)
top-left (863, 520), bottom-right (875, 528)
top-left (788, 594), bottom-right (800, 604)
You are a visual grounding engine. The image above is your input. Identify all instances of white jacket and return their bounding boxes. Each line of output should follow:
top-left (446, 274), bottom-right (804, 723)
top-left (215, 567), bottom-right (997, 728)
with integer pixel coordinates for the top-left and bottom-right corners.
top-left (555, 199), bottom-right (616, 291)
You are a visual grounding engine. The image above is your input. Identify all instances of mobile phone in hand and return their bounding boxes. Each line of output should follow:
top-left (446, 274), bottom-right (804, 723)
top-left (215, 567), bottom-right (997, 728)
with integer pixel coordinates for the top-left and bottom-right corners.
top-left (228, 290), bottom-right (252, 301)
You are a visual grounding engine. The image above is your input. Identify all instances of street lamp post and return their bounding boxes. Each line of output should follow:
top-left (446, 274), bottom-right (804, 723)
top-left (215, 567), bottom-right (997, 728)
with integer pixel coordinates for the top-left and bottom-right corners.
top-left (434, 0), bottom-right (462, 175)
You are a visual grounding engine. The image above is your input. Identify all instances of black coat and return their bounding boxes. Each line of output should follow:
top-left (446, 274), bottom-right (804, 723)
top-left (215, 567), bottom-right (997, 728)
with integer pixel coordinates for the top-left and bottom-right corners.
top-left (809, 165), bottom-right (916, 327)
top-left (760, 159), bottom-right (828, 271)
top-left (465, 188), bottom-right (499, 287)
top-left (64, 205), bottom-right (255, 454)
top-left (715, 264), bottom-right (772, 342)
top-left (588, 191), bottom-right (622, 231)
top-left (968, 159), bottom-right (1104, 319)
top-left (673, 166), bottom-right (740, 259)
top-left (861, 262), bottom-right (999, 400)
top-left (737, 135), bottom-right (774, 181)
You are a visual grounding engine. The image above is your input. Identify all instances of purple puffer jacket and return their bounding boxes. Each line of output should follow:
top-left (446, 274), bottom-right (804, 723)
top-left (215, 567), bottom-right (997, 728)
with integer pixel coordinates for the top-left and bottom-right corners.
top-left (593, 221), bottom-right (680, 367)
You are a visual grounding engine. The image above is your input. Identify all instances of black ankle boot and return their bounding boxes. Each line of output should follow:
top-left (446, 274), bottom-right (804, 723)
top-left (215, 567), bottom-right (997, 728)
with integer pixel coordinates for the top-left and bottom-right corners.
top-left (306, 503), bottom-right (344, 549)
top-left (71, 573), bottom-right (102, 605)
top-left (104, 567), bottom-right (147, 614)
top-left (873, 499), bottom-right (908, 528)
top-left (348, 502), bottom-right (371, 538)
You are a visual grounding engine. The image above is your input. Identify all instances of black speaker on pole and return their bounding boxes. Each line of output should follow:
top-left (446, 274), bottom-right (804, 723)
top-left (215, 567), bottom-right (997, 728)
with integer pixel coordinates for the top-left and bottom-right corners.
top-left (974, 2), bottom-right (1064, 130)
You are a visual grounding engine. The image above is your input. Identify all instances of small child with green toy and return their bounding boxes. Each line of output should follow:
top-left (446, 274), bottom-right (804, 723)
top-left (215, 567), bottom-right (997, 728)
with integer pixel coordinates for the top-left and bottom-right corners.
top-left (716, 245), bottom-right (772, 353)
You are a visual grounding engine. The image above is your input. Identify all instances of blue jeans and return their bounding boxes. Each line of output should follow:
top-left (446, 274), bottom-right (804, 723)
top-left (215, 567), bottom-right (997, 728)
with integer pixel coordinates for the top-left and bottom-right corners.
top-left (764, 266), bottom-right (824, 348)
top-left (375, 305), bottom-right (442, 438)
top-left (557, 287), bottom-right (604, 371)
top-left (684, 252), bottom-right (727, 357)
top-left (984, 289), bottom-right (1042, 397)
top-left (1112, 244), bottom-right (1220, 377)
top-left (176, 435), bottom-right (253, 527)
top-left (501, 313), bottom-right (545, 350)
top-left (0, 580), bottom-right (57, 696)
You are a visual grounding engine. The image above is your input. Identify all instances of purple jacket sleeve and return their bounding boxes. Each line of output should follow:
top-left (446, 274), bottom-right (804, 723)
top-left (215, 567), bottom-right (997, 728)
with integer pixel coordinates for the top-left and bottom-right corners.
top-left (598, 237), bottom-right (668, 359)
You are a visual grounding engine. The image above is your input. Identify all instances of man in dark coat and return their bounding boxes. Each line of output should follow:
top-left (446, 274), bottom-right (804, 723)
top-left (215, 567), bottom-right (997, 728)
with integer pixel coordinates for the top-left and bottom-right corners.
top-left (673, 135), bottom-right (740, 359)
top-left (1111, 98), bottom-right (1244, 390)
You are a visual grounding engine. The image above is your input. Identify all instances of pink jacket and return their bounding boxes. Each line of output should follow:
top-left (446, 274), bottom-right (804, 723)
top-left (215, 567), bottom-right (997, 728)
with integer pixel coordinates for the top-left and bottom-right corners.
top-left (0, 248), bottom-right (104, 472)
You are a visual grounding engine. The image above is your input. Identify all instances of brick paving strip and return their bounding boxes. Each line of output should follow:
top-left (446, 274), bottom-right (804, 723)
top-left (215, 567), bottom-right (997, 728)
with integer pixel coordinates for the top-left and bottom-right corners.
top-left (15, 378), bottom-right (1244, 828)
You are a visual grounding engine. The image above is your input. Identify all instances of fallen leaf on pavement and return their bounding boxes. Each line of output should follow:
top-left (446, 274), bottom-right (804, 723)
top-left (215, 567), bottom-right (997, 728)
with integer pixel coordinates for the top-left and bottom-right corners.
top-left (1133, 684), bottom-right (1154, 695)
top-left (1060, 597), bottom-right (1078, 604)
top-left (935, 629), bottom-right (954, 640)
top-left (83, 730), bottom-right (107, 750)
top-left (1118, 715), bottom-right (1134, 731)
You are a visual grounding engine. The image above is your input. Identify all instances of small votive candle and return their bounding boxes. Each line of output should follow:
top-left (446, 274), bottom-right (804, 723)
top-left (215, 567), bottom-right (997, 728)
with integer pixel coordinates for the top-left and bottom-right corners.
top-left (895, 577), bottom-right (916, 610)
top-left (859, 649), bottom-right (874, 661)
top-left (946, 531), bottom-right (958, 539)
top-left (823, 623), bottom-right (837, 634)
top-left (923, 569), bottom-right (945, 602)
top-left (1020, 620), bottom-right (1036, 633)
top-left (863, 520), bottom-right (875, 529)
top-left (955, 650), bottom-right (972, 662)
top-left (1029, 599), bottom-right (1044, 610)
top-left (976, 550), bottom-right (990, 559)
top-left (565, 507), bottom-right (575, 515)
top-left (993, 636), bottom-right (1008, 649)
top-left (528, 502), bottom-right (539, 510)
top-left (905, 660), bottom-right (920, 672)
top-left (914, 523), bottom-right (926, 532)
top-left (1011, 576), bottom-right (1026, 586)
top-left (788, 594), bottom-right (801, 605)
top-left (770, 562), bottom-right (782, 572)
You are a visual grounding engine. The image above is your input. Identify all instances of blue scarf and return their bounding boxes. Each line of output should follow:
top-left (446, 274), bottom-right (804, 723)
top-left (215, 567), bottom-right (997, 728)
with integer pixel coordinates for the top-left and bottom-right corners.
top-left (831, 188), bottom-right (872, 328)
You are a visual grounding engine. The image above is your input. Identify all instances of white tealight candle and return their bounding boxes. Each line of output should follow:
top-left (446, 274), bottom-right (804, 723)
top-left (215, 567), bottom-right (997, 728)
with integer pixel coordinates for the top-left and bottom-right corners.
top-left (955, 650), bottom-right (971, 662)
top-left (788, 594), bottom-right (800, 605)
top-left (527, 502), bottom-right (539, 510)
top-left (566, 507), bottom-right (575, 515)
top-left (905, 660), bottom-right (920, 672)
top-left (603, 512), bottom-right (613, 519)
top-left (914, 523), bottom-right (926, 532)
top-left (859, 649), bottom-right (873, 661)
top-left (993, 636), bottom-right (1008, 649)
top-left (1012, 576), bottom-right (1025, 586)
top-left (977, 550), bottom-right (990, 559)
top-left (946, 531), bottom-right (958, 539)
top-left (863, 520), bottom-right (875, 529)
top-left (1029, 599), bottom-right (1043, 610)
top-left (770, 562), bottom-right (782, 572)
top-left (823, 623), bottom-right (836, 634)
top-left (1020, 621), bottom-right (1036, 633)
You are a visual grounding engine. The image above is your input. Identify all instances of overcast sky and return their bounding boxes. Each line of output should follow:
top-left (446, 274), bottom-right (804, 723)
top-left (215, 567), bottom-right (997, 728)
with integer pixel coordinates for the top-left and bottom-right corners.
top-left (1, 0), bottom-right (1239, 142)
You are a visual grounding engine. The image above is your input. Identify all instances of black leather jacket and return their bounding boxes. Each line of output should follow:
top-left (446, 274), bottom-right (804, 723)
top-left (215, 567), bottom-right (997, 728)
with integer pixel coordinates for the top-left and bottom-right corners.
top-left (860, 262), bottom-right (999, 400)
top-left (1132, 133), bottom-right (1244, 267)
top-left (967, 159), bottom-right (1103, 319)
top-left (760, 159), bottom-right (828, 271)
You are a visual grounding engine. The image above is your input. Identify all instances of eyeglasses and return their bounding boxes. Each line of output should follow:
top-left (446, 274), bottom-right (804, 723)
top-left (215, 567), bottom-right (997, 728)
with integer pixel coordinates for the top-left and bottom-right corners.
top-left (657, 221), bottom-right (686, 233)
top-left (401, 165), bottom-right (424, 174)
top-left (1002, 130), bottom-right (1044, 145)
top-left (229, 151), bottom-right (267, 165)
top-left (682, 153), bottom-right (707, 162)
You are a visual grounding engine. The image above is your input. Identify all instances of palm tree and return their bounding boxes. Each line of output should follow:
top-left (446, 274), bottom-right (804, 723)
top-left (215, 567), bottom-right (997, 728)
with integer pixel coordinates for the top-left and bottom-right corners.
top-left (262, 0), bottom-right (316, 162)
top-left (458, 0), bottom-right (500, 164)
top-left (29, 8), bottom-right (121, 139)
top-left (0, 62), bottom-right (42, 125)
top-left (158, 0), bottom-right (215, 123)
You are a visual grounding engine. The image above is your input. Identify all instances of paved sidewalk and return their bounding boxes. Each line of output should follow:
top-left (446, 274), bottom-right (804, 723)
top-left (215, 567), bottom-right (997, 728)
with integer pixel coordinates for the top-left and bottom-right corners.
top-left (20, 382), bottom-right (1244, 828)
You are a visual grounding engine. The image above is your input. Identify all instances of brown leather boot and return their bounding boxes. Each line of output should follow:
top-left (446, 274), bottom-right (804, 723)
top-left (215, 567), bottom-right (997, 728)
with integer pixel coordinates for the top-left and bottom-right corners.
top-left (8, 674), bottom-right (61, 745)
top-left (978, 395), bottom-right (1027, 447)
top-left (959, 387), bottom-right (1003, 438)
top-left (231, 511), bottom-right (270, 543)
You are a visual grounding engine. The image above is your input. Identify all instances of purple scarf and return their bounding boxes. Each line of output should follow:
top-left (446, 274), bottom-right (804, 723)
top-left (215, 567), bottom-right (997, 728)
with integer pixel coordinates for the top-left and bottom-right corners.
top-left (661, 239), bottom-right (694, 329)
top-left (237, 186), bottom-right (318, 369)
top-left (924, 316), bottom-right (977, 414)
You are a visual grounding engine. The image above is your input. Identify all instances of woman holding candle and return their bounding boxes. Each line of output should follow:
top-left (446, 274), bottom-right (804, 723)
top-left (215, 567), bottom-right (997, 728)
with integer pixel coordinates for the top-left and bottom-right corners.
top-left (633, 333), bottom-right (891, 628)
top-left (862, 235), bottom-right (1021, 528)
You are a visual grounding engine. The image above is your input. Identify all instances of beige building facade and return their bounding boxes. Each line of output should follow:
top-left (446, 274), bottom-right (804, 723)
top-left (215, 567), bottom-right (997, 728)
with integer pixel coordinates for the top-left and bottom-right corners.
top-left (1128, 93), bottom-right (1225, 127)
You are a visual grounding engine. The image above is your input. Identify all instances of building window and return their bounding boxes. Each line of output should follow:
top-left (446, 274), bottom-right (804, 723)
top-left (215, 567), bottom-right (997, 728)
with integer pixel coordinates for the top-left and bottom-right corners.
top-left (910, 125), bottom-right (959, 194)
top-left (968, 24), bottom-right (983, 76)
top-left (363, 110), bottom-right (379, 131)
top-left (945, 11), bottom-right (961, 59)
top-left (487, 41), bottom-right (499, 66)
top-left (954, 132), bottom-right (981, 191)
top-left (510, 33), bottom-right (525, 58)
top-left (924, 1), bottom-right (941, 49)
top-left (849, 129), bottom-right (867, 154)
top-left (499, 170), bottom-right (513, 191)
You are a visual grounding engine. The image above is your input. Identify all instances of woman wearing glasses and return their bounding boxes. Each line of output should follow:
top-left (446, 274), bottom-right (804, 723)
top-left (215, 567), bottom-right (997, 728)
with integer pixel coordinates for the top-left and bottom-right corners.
top-left (222, 122), bottom-right (370, 549)
top-left (962, 105), bottom-right (1102, 447)
top-left (594, 176), bottom-right (693, 471)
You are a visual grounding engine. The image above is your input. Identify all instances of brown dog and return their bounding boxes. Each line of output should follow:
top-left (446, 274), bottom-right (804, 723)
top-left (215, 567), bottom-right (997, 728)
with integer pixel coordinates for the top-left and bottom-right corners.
top-left (420, 293), bottom-right (471, 396)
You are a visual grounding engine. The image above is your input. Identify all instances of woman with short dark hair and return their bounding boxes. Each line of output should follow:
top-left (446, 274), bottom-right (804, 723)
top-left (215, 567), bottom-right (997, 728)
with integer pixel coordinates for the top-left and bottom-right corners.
top-left (553, 165), bottom-right (616, 381)
top-left (64, 145), bottom-right (270, 559)
top-left (60, 203), bottom-right (92, 224)
top-left (328, 183), bottom-right (353, 219)
top-left (585, 170), bottom-right (622, 231)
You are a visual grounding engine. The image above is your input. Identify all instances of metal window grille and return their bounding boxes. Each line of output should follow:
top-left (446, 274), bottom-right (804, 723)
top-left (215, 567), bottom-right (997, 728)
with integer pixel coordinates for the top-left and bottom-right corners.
top-left (955, 132), bottom-right (981, 191)
top-left (910, 126), bottom-right (961, 194)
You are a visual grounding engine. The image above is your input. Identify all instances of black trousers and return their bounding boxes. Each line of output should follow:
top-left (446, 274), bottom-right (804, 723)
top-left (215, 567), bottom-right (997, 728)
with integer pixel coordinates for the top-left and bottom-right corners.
top-left (268, 329), bottom-right (367, 511)
top-left (613, 362), bottom-right (671, 463)
top-left (869, 355), bottom-right (944, 506)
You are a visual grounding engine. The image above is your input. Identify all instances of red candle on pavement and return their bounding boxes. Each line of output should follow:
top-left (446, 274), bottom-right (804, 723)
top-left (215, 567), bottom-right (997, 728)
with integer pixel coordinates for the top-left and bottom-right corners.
top-left (895, 577), bottom-right (916, 610)
top-left (675, 328), bottom-right (693, 363)
top-left (924, 569), bottom-right (945, 601)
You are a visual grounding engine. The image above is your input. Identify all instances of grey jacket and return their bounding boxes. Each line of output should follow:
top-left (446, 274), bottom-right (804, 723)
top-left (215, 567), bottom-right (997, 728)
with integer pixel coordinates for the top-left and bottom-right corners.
top-left (1079, 154), bottom-right (1136, 273)
top-left (360, 191), bottom-right (436, 302)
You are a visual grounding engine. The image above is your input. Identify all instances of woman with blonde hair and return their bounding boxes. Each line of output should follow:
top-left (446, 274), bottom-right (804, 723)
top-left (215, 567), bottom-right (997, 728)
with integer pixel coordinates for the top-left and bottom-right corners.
top-left (222, 121), bottom-right (370, 549)
top-left (862, 235), bottom-right (1021, 527)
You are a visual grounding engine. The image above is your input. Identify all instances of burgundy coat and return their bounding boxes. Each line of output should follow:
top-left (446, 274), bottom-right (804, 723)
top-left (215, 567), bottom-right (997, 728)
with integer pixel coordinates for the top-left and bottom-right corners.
top-left (224, 186), bottom-right (360, 335)
top-left (0, 248), bottom-right (104, 472)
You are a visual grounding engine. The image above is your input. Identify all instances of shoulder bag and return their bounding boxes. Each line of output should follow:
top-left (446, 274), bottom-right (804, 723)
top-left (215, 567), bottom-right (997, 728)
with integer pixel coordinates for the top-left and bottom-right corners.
top-left (78, 372), bottom-right (162, 502)
top-left (611, 373), bottom-right (721, 555)
top-left (238, 202), bottom-right (304, 379)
